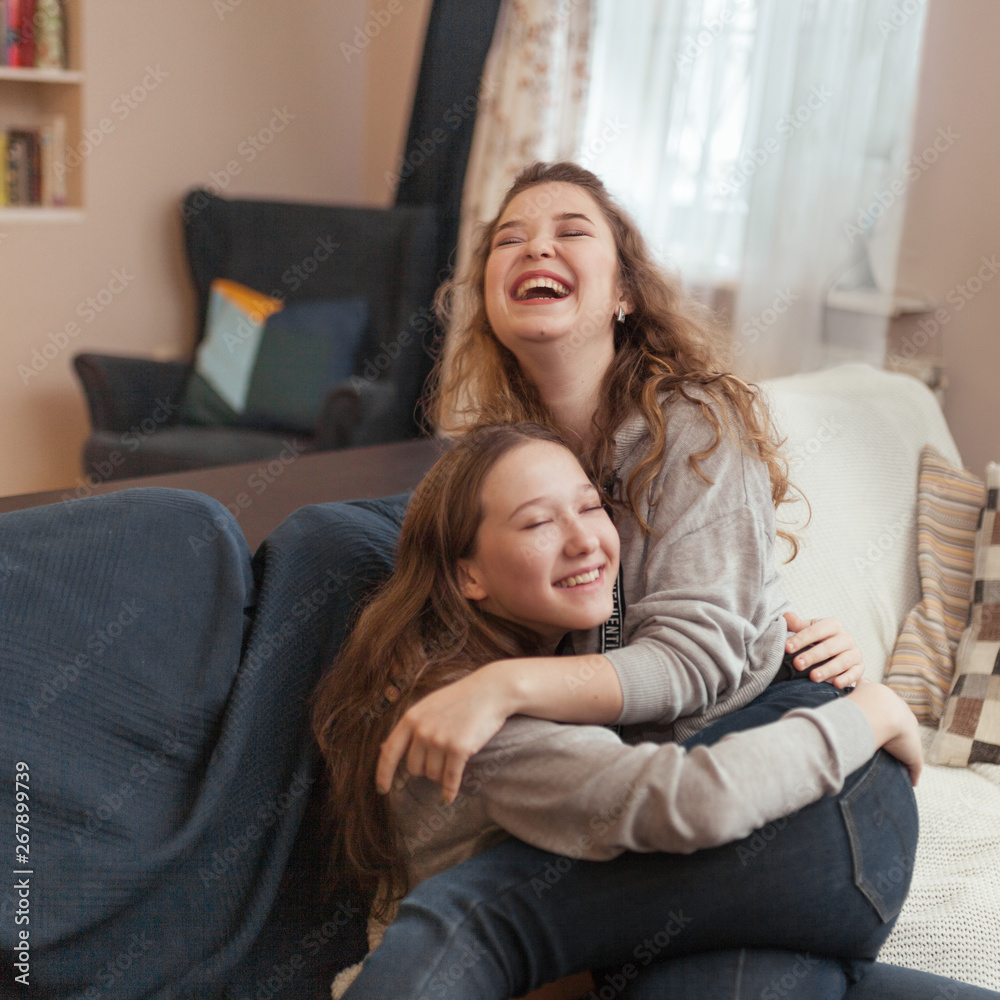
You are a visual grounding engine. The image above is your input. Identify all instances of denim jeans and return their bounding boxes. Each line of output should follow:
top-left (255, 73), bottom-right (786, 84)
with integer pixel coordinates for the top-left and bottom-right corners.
top-left (342, 677), bottom-right (997, 1000)
top-left (619, 947), bottom-right (1000, 999)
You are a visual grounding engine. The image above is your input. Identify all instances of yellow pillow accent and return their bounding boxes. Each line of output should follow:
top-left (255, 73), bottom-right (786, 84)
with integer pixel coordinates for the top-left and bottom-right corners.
top-left (212, 278), bottom-right (284, 323)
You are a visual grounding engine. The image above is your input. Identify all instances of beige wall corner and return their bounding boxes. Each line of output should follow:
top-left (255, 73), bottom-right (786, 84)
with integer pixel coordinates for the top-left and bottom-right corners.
top-left (897, 0), bottom-right (1000, 475)
top-left (361, 0), bottom-right (433, 207)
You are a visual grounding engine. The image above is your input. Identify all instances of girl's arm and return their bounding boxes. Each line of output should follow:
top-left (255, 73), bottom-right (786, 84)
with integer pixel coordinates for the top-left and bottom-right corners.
top-left (393, 682), bottom-right (919, 863)
top-left (376, 615), bottom-right (865, 805)
top-left (376, 652), bottom-right (623, 800)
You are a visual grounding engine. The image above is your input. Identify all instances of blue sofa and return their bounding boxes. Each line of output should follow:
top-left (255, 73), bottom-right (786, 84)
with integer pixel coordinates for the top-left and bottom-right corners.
top-left (0, 487), bottom-right (408, 998)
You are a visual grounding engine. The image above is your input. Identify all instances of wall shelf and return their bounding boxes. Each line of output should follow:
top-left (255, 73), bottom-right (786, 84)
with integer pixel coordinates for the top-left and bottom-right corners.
top-left (0, 0), bottom-right (83, 215)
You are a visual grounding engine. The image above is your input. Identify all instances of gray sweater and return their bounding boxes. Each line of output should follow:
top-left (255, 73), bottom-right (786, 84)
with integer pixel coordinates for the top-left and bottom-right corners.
top-left (573, 391), bottom-right (791, 743)
top-left (393, 393), bottom-right (870, 889)
top-left (395, 700), bottom-right (875, 887)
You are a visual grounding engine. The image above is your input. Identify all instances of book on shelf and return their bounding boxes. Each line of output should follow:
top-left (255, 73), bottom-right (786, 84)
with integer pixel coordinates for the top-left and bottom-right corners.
top-left (1, 115), bottom-right (66, 206)
top-left (1, 0), bottom-right (67, 70)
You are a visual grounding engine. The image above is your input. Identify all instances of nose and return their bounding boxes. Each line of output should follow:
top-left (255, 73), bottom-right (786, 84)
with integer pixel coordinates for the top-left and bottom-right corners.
top-left (563, 515), bottom-right (599, 557)
top-left (523, 233), bottom-right (554, 259)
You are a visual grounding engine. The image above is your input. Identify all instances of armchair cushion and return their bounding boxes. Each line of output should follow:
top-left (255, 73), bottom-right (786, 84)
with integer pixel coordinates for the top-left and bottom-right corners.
top-left (179, 279), bottom-right (370, 434)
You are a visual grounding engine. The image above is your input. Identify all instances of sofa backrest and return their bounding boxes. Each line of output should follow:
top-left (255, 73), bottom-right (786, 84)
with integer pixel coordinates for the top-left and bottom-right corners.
top-left (763, 364), bottom-right (961, 682)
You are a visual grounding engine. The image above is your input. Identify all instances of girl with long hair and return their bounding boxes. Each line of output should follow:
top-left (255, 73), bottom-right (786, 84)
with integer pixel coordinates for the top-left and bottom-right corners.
top-left (314, 163), bottom-right (995, 998)
top-left (315, 422), bottom-right (934, 999)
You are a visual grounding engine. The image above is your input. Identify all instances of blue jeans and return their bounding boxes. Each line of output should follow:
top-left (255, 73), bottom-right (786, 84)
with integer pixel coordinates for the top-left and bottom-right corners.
top-left (342, 679), bottom-right (997, 1000)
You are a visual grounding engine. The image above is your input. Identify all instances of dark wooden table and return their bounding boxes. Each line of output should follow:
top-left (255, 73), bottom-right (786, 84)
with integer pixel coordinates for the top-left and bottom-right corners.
top-left (0, 438), bottom-right (445, 551)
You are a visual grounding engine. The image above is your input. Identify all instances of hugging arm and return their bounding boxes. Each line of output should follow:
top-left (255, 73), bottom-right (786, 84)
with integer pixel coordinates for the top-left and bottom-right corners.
top-left (377, 410), bottom-right (864, 799)
top-left (345, 682), bottom-right (923, 1000)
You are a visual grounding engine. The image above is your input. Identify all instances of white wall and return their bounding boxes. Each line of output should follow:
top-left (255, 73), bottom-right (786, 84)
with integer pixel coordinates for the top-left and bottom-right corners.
top-left (0, 0), bottom-right (372, 495)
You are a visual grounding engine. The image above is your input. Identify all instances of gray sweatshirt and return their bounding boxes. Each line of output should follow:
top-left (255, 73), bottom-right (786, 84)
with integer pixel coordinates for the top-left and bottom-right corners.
top-left (394, 699), bottom-right (875, 888)
top-left (392, 392), bottom-right (867, 889)
top-left (573, 391), bottom-right (792, 743)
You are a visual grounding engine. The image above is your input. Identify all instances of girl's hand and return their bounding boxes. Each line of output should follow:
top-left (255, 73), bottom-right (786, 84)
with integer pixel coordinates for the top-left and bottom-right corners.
top-left (783, 612), bottom-right (865, 689)
top-left (846, 680), bottom-right (923, 786)
top-left (376, 664), bottom-right (515, 805)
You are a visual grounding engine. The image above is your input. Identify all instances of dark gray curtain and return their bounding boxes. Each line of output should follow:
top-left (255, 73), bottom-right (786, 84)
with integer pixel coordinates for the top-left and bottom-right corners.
top-left (394, 0), bottom-right (504, 283)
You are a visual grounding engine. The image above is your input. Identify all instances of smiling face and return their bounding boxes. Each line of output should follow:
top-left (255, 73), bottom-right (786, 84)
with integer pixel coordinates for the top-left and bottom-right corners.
top-left (457, 439), bottom-right (620, 647)
top-left (483, 181), bottom-right (628, 363)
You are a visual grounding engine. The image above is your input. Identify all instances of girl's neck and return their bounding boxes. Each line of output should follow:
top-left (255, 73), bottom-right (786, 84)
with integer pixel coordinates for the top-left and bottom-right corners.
top-left (517, 339), bottom-right (613, 453)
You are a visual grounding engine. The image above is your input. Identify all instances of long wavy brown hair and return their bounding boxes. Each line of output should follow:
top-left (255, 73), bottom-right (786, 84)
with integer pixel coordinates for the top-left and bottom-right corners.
top-left (426, 161), bottom-right (799, 546)
top-left (312, 423), bottom-right (570, 917)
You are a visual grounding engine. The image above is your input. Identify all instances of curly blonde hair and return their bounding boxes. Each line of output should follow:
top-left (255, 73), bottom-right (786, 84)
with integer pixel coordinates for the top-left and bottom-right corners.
top-left (425, 161), bottom-right (798, 547)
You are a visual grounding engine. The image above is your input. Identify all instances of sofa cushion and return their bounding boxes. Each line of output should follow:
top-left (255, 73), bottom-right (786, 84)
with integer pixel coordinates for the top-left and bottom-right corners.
top-left (764, 364), bottom-right (962, 683)
top-left (931, 461), bottom-right (1000, 767)
top-left (884, 446), bottom-right (984, 724)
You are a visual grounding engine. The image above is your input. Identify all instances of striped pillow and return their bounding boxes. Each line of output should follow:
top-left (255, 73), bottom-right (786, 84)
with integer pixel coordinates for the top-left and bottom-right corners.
top-left (884, 446), bottom-right (984, 724)
top-left (931, 461), bottom-right (1000, 766)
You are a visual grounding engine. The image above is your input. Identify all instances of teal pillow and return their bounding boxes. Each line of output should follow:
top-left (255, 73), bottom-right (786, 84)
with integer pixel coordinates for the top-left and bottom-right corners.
top-left (180, 280), bottom-right (369, 433)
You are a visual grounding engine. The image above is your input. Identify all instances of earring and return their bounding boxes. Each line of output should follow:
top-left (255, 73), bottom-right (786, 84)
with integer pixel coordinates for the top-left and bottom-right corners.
top-left (616, 305), bottom-right (626, 323)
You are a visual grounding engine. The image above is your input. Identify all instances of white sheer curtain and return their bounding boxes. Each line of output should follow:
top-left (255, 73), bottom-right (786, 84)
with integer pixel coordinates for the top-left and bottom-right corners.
top-left (458, 0), bottom-right (927, 379)
top-left (580, 0), bottom-right (758, 286)
top-left (727, 0), bottom-right (928, 378)
top-left (455, 0), bottom-right (593, 275)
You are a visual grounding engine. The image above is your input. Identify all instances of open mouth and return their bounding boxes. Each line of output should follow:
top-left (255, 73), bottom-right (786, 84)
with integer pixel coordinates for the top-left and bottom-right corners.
top-left (513, 275), bottom-right (572, 301)
top-left (554, 567), bottom-right (601, 589)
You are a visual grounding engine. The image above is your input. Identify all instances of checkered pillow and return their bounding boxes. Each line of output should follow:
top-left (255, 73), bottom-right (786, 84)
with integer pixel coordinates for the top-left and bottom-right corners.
top-left (884, 446), bottom-right (984, 724)
top-left (930, 461), bottom-right (1000, 766)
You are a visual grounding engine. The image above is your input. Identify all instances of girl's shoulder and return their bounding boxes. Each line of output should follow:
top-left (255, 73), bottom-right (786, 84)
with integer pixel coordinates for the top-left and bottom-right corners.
top-left (614, 384), bottom-right (734, 464)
